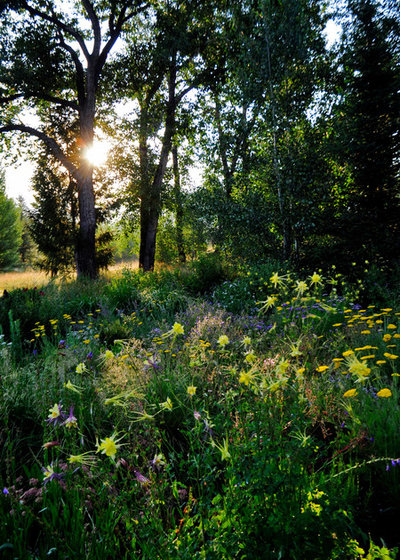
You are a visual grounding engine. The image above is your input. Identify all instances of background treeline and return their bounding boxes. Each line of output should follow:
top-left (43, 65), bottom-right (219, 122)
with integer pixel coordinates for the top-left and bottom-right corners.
top-left (0, 0), bottom-right (399, 278)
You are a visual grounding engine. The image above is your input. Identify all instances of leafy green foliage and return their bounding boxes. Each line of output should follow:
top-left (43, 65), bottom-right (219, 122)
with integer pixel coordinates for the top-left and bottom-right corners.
top-left (0, 174), bottom-right (22, 270)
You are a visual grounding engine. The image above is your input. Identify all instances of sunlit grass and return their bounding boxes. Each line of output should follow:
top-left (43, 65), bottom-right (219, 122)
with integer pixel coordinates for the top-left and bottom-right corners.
top-left (0, 268), bottom-right (50, 294)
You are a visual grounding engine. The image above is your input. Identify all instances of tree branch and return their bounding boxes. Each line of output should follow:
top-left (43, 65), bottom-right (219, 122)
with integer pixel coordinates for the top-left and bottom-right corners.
top-left (81, 0), bottom-right (101, 57)
top-left (0, 124), bottom-right (78, 177)
top-left (21, 0), bottom-right (90, 61)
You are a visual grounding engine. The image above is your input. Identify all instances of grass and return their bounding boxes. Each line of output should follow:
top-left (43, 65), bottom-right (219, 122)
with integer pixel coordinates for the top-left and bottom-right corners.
top-left (0, 262), bottom-right (399, 559)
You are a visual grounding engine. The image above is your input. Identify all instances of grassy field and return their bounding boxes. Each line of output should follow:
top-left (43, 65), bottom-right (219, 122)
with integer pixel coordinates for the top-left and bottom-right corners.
top-left (0, 259), bottom-right (399, 559)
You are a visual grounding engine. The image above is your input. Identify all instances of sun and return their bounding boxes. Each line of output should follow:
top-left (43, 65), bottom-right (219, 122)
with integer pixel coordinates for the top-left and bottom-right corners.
top-left (84, 141), bottom-right (109, 166)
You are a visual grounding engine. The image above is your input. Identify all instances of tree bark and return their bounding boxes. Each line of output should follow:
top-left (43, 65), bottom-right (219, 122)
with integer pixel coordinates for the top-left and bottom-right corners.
top-left (172, 145), bottom-right (186, 263)
top-left (139, 56), bottom-right (177, 271)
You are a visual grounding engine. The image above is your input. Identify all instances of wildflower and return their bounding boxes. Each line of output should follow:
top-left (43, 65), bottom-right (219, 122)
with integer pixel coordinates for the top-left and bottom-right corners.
top-left (239, 369), bottom-right (255, 386)
top-left (64, 380), bottom-right (82, 394)
top-left (258, 295), bottom-right (277, 312)
top-left (97, 433), bottom-right (124, 460)
top-left (160, 397), bottom-right (173, 411)
top-left (150, 453), bottom-right (166, 471)
top-left (193, 410), bottom-right (201, 421)
top-left (212, 437), bottom-right (231, 461)
top-left (172, 322), bottom-right (184, 335)
top-left (134, 469), bottom-right (150, 487)
top-left (316, 365), bottom-right (329, 373)
top-left (347, 355), bottom-right (371, 381)
top-left (42, 441), bottom-right (60, 449)
top-left (310, 272), bottom-right (323, 286)
top-left (270, 272), bottom-right (287, 289)
top-left (384, 353), bottom-right (398, 360)
top-left (377, 388), bottom-right (392, 398)
top-left (67, 452), bottom-right (97, 466)
top-left (290, 343), bottom-right (302, 358)
top-left (343, 389), bottom-right (358, 398)
top-left (342, 350), bottom-right (354, 357)
top-left (104, 349), bottom-right (114, 360)
top-left (63, 406), bottom-right (78, 429)
top-left (47, 403), bottom-right (65, 425)
top-left (187, 385), bottom-right (197, 397)
top-left (42, 464), bottom-right (63, 484)
top-left (76, 362), bottom-right (87, 374)
top-left (387, 324), bottom-right (397, 330)
top-left (217, 335), bottom-right (229, 348)
top-left (276, 359), bottom-right (290, 376)
top-left (295, 280), bottom-right (308, 297)
top-left (244, 351), bottom-right (256, 364)
top-left (242, 336), bottom-right (252, 346)
top-left (383, 334), bottom-right (392, 342)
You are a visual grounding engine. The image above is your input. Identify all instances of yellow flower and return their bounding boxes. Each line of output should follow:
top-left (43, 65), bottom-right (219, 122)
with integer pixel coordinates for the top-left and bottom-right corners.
top-left (361, 330), bottom-right (371, 334)
top-left (76, 362), bottom-right (87, 374)
top-left (270, 272), bottom-right (287, 289)
top-left (383, 334), bottom-right (392, 342)
top-left (242, 336), bottom-right (252, 346)
top-left (244, 351), bottom-right (256, 364)
top-left (387, 324), bottom-right (397, 329)
top-left (376, 388), bottom-right (392, 398)
top-left (310, 272), bottom-right (323, 286)
top-left (376, 360), bottom-right (387, 365)
top-left (172, 322), bottom-right (184, 335)
top-left (217, 335), bottom-right (229, 348)
top-left (316, 365), bottom-right (329, 373)
top-left (239, 370), bottom-right (255, 386)
top-left (104, 349), bottom-right (114, 360)
top-left (97, 433), bottom-right (123, 460)
top-left (160, 397), bottom-right (173, 411)
top-left (67, 452), bottom-right (97, 466)
top-left (295, 280), bottom-right (308, 297)
top-left (187, 385), bottom-right (197, 397)
top-left (48, 403), bottom-right (62, 420)
top-left (343, 388), bottom-right (358, 397)
top-left (346, 355), bottom-right (371, 381)
top-left (384, 353), bottom-right (398, 360)
top-left (64, 380), bottom-right (82, 394)
top-left (342, 350), bottom-right (354, 357)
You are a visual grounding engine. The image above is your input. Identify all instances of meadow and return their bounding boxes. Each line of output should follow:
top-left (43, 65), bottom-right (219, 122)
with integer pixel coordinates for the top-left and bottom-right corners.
top-left (0, 256), bottom-right (400, 559)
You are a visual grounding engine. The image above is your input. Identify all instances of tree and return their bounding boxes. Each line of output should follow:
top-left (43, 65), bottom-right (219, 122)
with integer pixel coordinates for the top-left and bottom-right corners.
top-left (333, 0), bottom-right (400, 265)
top-left (109, 0), bottom-right (221, 270)
top-left (0, 171), bottom-right (22, 270)
top-left (0, 0), bottom-right (147, 278)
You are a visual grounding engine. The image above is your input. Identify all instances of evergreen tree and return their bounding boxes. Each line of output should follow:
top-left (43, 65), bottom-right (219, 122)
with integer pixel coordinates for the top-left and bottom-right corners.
top-left (0, 171), bottom-right (22, 270)
top-left (335, 0), bottom-right (400, 264)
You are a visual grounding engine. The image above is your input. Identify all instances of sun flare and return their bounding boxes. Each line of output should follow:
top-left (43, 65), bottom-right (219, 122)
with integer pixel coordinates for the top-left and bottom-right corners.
top-left (84, 141), bottom-right (109, 166)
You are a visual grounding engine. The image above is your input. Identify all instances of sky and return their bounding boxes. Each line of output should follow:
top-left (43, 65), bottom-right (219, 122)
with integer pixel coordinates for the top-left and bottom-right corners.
top-left (3, 19), bottom-right (342, 206)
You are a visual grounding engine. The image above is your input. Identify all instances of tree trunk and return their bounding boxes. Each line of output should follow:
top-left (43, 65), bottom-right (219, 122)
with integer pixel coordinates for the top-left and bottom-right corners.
top-left (76, 163), bottom-right (97, 278)
top-left (139, 56), bottom-right (177, 272)
top-left (172, 145), bottom-right (186, 263)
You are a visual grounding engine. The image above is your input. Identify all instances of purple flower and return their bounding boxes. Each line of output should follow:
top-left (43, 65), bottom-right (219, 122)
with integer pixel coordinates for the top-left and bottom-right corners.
top-left (42, 464), bottom-right (64, 485)
top-left (87, 351), bottom-right (93, 360)
top-left (2, 487), bottom-right (9, 495)
top-left (134, 469), bottom-right (150, 487)
top-left (62, 406), bottom-right (78, 429)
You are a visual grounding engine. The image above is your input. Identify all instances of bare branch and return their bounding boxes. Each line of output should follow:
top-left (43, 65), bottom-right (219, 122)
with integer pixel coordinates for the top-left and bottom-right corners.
top-left (81, 0), bottom-right (101, 57)
top-left (0, 124), bottom-right (78, 177)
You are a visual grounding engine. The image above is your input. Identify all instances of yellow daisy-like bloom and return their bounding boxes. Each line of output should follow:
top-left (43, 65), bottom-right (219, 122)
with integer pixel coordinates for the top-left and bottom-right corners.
top-left (218, 335), bottom-right (229, 348)
top-left (343, 389), bottom-right (358, 398)
top-left (316, 365), bottom-right (329, 373)
top-left (376, 388), bottom-right (392, 398)
top-left (394, 334), bottom-right (400, 339)
top-left (384, 353), bottom-right (398, 360)
top-left (187, 385), bottom-right (197, 397)
top-left (383, 334), bottom-right (392, 342)
top-left (387, 324), bottom-right (397, 330)
top-left (376, 360), bottom-right (387, 365)
top-left (361, 330), bottom-right (371, 334)
top-left (342, 350), bottom-right (354, 357)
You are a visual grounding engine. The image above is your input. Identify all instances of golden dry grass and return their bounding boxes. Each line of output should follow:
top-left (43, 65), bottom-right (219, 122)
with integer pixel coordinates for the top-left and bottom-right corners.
top-left (0, 269), bottom-right (50, 295)
top-left (0, 260), bottom-right (140, 295)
